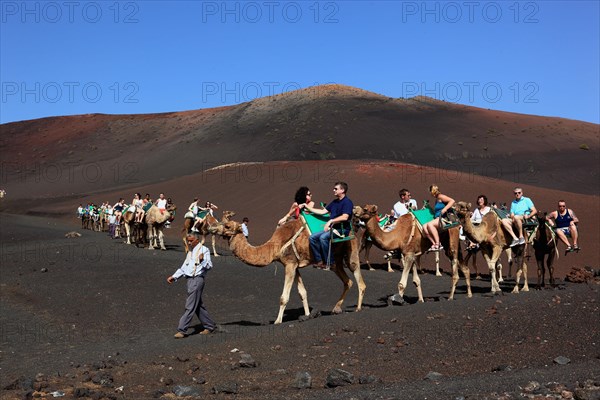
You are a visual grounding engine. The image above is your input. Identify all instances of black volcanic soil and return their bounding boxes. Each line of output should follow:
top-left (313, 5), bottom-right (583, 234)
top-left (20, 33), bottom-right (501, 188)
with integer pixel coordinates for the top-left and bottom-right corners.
top-left (1, 213), bottom-right (599, 399)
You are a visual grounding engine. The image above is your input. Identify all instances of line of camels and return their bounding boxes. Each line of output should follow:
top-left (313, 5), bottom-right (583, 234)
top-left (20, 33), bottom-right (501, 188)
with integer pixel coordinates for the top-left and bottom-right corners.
top-left (200, 202), bottom-right (558, 325)
top-left (97, 200), bottom-right (557, 325)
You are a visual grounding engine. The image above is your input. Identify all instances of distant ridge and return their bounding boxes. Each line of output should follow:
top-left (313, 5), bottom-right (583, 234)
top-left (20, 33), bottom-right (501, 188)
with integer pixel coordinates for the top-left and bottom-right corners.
top-left (1, 84), bottom-right (598, 198)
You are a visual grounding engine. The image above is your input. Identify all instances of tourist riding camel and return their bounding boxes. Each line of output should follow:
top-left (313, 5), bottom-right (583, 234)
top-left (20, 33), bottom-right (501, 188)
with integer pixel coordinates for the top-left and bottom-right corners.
top-left (209, 217), bottom-right (365, 324)
top-left (422, 185), bottom-right (455, 252)
top-left (546, 200), bottom-right (579, 253)
top-left (454, 201), bottom-right (530, 294)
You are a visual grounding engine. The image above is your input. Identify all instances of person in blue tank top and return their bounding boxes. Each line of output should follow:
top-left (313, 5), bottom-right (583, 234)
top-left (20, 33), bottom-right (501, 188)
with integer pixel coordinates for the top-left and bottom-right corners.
top-left (423, 184), bottom-right (455, 252)
top-left (547, 200), bottom-right (579, 251)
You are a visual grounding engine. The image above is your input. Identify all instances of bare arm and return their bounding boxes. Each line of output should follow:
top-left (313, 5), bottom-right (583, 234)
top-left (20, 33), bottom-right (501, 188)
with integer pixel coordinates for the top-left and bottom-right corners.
top-left (304, 203), bottom-right (328, 215)
top-left (569, 209), bottom-right (579, 224)
top-left (438, 194), bottom-right (455, 214)
top-left (527, 206), bottom-right (538, 218)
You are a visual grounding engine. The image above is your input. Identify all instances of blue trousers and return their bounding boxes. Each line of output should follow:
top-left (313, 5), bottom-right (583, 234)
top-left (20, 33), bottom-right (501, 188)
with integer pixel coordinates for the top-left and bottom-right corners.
top-left (309, 230), bottom-right (331, 264)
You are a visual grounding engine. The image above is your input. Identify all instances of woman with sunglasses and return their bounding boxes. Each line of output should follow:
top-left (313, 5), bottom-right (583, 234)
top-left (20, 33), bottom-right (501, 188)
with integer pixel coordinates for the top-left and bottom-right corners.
top-left (278, 186), bottom-right (315, 226)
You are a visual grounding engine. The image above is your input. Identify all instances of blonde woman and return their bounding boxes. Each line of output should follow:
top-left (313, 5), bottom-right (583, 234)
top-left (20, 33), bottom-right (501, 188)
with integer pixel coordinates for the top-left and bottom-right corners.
top-left (423, 185), bottom-right (455, 252)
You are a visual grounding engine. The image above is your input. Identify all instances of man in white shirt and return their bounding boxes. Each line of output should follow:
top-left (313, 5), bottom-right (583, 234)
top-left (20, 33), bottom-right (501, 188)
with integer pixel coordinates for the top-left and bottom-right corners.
top-left (241, 217), bottom-right (249, 239)
top-left (167, 236), bottom-right (216, 338)
top-left (392, 189), bottom-right (418, 219)
top-left (155, 193), bottom-right (167, 211)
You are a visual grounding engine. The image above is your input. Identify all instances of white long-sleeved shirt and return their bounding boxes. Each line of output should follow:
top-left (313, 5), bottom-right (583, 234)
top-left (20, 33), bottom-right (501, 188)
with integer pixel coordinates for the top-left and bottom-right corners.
top-left (172, 244), bottom-right (212, 279)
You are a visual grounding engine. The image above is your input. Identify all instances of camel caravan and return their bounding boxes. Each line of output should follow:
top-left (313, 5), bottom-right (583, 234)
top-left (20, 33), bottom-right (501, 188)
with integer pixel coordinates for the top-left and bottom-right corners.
top-left (77, 193), bottom-right (177, 250)
top-left (78, 183), bottom-right (580, 324)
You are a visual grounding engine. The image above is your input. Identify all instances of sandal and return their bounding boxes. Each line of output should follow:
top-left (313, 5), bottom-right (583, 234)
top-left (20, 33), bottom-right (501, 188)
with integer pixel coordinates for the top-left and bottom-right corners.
top-left (573, 245), bottom-right (580, 251)
top-left (428, 244), bottom-right (440, 252)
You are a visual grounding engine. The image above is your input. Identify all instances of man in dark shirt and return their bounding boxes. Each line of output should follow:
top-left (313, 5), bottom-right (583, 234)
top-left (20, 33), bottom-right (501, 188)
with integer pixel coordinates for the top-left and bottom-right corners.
top-left (304, 181), bottom-right (354, 269)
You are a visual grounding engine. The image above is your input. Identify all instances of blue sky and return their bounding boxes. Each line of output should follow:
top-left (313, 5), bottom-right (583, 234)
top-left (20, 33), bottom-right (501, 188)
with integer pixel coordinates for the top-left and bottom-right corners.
top-left (1, 1), bottom-right (599, 124)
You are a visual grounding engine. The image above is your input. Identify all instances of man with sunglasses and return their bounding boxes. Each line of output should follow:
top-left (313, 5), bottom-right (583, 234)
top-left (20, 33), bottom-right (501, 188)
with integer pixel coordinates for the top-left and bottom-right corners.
top-left (508, 187), bottom-right (537, 246)
top-left (305, 182), bottom-right (354, 269)
top-left (547, 201), bottom-right (579, 252)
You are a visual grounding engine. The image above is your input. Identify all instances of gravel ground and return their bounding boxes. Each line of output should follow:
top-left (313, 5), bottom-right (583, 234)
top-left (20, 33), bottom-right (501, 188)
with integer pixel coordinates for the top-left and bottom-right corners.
top-left (1, 214), bottom-right (599, 399)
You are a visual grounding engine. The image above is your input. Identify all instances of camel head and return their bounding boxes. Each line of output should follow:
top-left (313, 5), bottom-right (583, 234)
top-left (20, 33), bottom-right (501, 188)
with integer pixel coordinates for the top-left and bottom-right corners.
top-left (222, 210), bottom-right (236, 221)
top-left (211, 220), bottom-right (243, 238)
top-left (357, 204), bottom-right (378, 222)
top-left (453, 201), bottom-right (472, 218)
top-left (536, 211), bottom-right (548, 223)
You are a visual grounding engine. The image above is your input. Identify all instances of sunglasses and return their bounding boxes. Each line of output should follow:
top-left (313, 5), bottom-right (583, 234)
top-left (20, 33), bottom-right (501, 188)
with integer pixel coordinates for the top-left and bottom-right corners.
top-left (514, 192), bottom-right (522, 194)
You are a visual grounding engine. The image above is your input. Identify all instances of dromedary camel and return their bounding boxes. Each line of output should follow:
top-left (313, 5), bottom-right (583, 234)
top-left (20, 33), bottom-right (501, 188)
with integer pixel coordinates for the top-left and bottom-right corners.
top-left (145, 204), bottom-right (177, 250)
top-left (182, 210), bottom-right (236, 254)
top-left (357, 220), bottom-right (395, 273)
top-left (210, 218), bottom-right (366, 325)
top-left (122, 208), bottom-right (146, 246)
top-left (532, 212), bottom-right (558, 288)
top-left (357, 205), bottom-right (470, 302)
top-left (454, 201), bottom-right (529, 294)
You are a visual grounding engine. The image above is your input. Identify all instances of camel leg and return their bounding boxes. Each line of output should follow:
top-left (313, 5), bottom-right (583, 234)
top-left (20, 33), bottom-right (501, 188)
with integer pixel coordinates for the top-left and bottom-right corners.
top-left (158, 228), bottom-right (166, 250)
top-left (124, 223), bottom-right (132, 245)
top-left (349, 250), bottom-right (366, 312)
top-left (521, 262), bottom-right (529, 292)
top-left (435, 251), bottom-right (442, 277)
top-left (460, 259), bottom-right (472, 298)
top-left (548, 251), bottom-right (556, 287)
top-left (506, 248), bottom-right (513, 278)
top-left (275, 264), bottom-right (298, 325)
top-left (410, 259), bottom-right (424, 303)
top-left (361, 238), bottom-right (375, 271)
top-left (483, 250), bottom-right (502, 294)
top-left (536, 252), bottom-right (545, 289)
top-left (448, 257), bottom-right (460, 301)
top-left (330, 253), bottom-right (353, 315)
top-left (294, 270), bottom-right (310, 317)
top-left (147, 226), bottom-right (156, 250)
top-left (388, 251), bottom-right (396, 273)
top-left (211, 235), bottom-right (220, 257)
top-left (497, 261), bottom-right (504, 283)
top-left (512, 245), bottom-right (529, 293)
top-left (396, 254), bottom-right (414, 302)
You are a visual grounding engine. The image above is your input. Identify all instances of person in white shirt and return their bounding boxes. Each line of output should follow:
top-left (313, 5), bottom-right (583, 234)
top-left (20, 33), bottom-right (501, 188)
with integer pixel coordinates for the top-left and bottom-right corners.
top-left (471, 195), bottom-right (492, 225)
top-left (383, 189), bottom-right (418, 260)
top-left (465, 195), bottom-right (492, 276)
top-left (167, 236), bottom-right (216, 338)
top-left (392, 188), bottom-right (418, 220)
top-left (241, 217), bottom-right (249, 239)
top-left (155, 193), bottom-right (167, 210)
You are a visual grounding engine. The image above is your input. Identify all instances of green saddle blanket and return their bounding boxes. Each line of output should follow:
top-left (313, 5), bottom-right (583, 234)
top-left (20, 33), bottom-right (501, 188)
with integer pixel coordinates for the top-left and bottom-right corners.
top-left (411, 208), bottom-right (434, 226)
top-left (410, 208), bottom-right (459, 230)
top-left (300, 212), bottom-right (354, 242)
top-left (492, 208), bottom-right (510, 220)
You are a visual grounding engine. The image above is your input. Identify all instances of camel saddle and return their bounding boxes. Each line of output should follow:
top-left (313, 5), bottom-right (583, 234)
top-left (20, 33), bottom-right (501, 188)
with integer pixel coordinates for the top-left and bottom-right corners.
top-left (410, 207), bottom-right (459, 231)
top-left (492, 208), bottom-right (539, 243)
top-left (300, 211), bottom-right (355, 243)
top-left (184, 209), bottom-right (210, 220)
